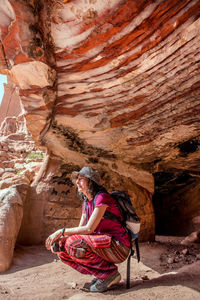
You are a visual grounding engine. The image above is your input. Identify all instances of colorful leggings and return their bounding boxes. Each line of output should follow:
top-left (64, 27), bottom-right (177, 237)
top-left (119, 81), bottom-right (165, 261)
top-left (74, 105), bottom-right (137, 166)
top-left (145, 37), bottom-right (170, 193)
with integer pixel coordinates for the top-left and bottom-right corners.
top-left (58, 234), bottom-right (130, 279)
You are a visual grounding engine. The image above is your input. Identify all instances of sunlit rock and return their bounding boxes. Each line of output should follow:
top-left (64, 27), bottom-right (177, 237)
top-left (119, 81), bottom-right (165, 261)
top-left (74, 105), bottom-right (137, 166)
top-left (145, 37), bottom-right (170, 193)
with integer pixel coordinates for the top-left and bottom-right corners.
top-left (0, 185), bottom-right (28, 272)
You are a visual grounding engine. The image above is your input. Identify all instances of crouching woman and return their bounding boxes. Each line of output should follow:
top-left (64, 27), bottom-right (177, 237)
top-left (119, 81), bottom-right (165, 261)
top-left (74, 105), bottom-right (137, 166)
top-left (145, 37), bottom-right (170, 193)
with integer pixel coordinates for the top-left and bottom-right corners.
top-left (45, 166), bottom-right (130, 292)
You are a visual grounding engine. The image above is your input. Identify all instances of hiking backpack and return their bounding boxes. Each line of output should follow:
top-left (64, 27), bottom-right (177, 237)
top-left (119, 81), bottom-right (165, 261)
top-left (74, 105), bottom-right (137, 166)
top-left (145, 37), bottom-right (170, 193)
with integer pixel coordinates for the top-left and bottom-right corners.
top-left (105, 190), bottom-right (140, 239)
top-left (94, 190), bottom-right (141, 288)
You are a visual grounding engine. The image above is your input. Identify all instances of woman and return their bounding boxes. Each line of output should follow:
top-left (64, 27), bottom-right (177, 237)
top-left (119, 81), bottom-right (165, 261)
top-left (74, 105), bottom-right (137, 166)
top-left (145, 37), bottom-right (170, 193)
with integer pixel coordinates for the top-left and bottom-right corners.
top-left (45, 166), bottom-right (130, 292)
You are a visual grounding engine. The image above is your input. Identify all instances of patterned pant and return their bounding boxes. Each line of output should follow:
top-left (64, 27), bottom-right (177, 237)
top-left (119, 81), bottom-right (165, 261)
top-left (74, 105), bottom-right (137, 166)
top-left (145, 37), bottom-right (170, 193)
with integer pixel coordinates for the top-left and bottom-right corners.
top-left (58, 234), bottom-right (130, 279)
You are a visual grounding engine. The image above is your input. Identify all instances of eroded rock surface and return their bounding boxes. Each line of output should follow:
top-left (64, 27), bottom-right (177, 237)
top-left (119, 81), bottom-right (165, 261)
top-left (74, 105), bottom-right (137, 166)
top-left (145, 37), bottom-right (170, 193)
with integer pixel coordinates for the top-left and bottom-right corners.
top-left (0, 76), bottom-right (21, 125)
top-left (181, 230), bottom-right (200, 245)
top-left (0, 185), bottom-right (27, 272)
top-left (0, 0), bottom-right (200, 251)
top-left (0, 116), bottom-right (47, 258)
top-left (0, 116), bottom-right (45, 189)
top-left (47, 0), bottom-right (200, 175)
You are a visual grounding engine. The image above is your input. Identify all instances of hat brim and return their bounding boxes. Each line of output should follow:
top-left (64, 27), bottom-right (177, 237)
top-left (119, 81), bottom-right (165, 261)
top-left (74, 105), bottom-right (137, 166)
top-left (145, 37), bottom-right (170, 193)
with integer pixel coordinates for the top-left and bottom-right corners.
top-left (71, 170), bottom-right (100, 185)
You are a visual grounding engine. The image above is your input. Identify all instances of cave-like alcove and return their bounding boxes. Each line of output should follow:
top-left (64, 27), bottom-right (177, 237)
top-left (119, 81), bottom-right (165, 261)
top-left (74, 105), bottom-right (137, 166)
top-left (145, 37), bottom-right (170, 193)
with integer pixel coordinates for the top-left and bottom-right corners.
top-left (153, 171), bottom-right (200, 236)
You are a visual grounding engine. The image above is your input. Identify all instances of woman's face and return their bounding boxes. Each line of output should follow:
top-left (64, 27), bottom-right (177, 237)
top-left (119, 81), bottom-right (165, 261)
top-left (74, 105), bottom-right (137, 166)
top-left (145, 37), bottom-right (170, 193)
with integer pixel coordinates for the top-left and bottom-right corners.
top-left (76, 174), bottom-right (89, 195)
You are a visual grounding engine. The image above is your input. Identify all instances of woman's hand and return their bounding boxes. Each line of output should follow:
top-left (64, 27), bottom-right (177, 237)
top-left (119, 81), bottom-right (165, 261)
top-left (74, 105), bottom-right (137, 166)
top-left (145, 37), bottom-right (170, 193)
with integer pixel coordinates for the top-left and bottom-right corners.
top-left (45, 229), bottom-right (62, 250)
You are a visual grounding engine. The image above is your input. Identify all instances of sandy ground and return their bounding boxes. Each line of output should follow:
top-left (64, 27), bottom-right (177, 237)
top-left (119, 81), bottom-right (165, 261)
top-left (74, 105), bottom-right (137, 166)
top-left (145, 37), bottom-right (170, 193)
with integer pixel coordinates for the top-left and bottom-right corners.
top-left (0, 237), bottom-right (200, 300)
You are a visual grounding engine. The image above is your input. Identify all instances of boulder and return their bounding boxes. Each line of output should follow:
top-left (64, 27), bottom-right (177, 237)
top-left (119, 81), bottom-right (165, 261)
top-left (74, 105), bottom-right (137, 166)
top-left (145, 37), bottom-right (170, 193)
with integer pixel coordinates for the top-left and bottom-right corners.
top-left (0, 185), bottom-right (28, 272)
top-left (181, 231), bottom-right (200, 245)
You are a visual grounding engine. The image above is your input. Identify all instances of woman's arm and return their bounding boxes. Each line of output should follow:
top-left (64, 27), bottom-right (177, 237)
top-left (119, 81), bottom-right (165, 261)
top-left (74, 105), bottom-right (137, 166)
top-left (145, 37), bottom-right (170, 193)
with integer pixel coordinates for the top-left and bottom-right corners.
top-left (45, 205), bottom-right (107, 250)
top-left (79, 213), bottom-right (86, 226)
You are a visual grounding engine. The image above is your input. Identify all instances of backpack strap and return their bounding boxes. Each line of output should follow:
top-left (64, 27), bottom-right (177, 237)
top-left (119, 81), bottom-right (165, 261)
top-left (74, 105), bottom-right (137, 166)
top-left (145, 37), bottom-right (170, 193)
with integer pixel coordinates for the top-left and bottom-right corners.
top-left (93, 191), bottom-right (103, 207)
top-left (103, 210), bottom-right (123, 225)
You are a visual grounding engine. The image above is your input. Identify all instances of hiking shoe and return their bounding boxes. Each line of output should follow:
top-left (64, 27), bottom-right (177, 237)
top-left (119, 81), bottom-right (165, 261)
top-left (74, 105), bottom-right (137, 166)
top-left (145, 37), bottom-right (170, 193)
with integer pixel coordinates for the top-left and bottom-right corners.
top-left (90, 278), bottom-right (98, 286)
top-left (90, 272), bottom-right (121, 292)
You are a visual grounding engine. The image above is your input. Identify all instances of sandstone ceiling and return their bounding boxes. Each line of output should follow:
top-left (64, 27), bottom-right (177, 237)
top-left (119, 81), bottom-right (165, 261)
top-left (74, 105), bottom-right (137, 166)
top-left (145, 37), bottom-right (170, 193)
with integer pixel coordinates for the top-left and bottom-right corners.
top-left (51, 0), bottom-right (200, 177)
top-left (0, 0), bottom-right (200, 190)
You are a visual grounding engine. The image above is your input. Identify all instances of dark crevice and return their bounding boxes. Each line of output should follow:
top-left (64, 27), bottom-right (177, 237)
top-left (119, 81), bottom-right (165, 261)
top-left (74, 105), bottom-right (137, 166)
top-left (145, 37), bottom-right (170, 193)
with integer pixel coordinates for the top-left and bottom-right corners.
top-left (177, 138), bottom-right (199, 157)
top-left (153, 171), bottom-right (200, 236)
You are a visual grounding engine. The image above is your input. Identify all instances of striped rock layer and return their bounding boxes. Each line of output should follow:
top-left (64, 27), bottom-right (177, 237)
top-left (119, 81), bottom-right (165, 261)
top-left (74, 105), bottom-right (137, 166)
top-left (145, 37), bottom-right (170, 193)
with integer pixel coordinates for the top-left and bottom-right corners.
top-left (49, 0), bottom-right (200, 176)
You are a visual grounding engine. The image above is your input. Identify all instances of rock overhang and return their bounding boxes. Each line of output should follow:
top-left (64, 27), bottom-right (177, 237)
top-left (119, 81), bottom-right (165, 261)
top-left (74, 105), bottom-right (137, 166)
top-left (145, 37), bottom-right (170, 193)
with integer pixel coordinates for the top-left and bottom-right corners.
top-left (0, 0), bottom-right (199, 174)
top-left (47, 0), bottom-right (200, 174)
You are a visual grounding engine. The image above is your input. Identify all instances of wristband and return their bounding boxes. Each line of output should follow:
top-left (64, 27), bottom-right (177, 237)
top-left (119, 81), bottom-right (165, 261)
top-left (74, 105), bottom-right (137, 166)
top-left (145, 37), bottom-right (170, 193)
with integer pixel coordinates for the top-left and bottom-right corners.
top-left (61, 228), bottom-right (65, 236)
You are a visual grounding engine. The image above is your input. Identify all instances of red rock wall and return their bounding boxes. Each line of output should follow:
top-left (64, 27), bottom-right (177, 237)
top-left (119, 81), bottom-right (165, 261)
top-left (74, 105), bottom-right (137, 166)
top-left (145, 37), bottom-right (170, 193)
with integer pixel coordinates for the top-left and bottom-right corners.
top-left (0, 77), bottom-right (21, 125)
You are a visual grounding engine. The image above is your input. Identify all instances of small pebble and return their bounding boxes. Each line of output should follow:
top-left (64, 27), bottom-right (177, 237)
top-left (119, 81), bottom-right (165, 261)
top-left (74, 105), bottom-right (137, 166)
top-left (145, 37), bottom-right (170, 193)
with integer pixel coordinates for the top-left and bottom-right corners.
top-left (66, 282), bottom-right (77, 289)
top-left (141, 275), bottom-right (149, 280)
top-left (196, 254), bottom-right (200, 260)
top-left (174, 257), bottom-right (179, 263)
top-left (167, 257), bottom-right (174, 264)
top-left (182, 249), bottom-right (188, 255)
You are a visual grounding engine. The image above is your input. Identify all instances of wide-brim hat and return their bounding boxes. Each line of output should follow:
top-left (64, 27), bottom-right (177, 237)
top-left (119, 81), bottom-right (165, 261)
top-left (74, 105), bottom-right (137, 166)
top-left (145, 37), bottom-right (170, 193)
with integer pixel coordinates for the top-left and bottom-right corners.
top-left (71, 166), bottom-right (100, 185)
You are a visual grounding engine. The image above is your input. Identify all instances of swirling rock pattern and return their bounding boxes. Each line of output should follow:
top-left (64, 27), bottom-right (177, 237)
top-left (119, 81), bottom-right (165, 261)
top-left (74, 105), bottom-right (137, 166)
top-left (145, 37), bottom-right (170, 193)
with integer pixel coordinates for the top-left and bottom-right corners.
top-left (48, 0), bottom-right (200, 173)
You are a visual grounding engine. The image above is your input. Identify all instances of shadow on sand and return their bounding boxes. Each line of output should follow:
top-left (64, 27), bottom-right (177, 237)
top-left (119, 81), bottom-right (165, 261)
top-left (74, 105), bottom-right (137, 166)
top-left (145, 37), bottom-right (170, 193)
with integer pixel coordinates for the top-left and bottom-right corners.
top-left (2, 244), bottom-right (55, 275)
top-left (105, 261), bottom-right (200, 296)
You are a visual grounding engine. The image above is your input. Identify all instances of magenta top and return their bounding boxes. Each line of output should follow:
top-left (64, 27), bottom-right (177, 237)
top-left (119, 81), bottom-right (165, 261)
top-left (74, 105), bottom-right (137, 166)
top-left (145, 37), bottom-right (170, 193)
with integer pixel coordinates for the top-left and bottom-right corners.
top-left (83, 192), bottom-right (130, 247)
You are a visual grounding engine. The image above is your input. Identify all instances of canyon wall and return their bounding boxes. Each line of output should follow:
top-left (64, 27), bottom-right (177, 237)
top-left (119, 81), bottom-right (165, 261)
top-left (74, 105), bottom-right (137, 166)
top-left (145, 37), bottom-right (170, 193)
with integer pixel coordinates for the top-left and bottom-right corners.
top-left (0, 76), bottom-right (21, 125)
